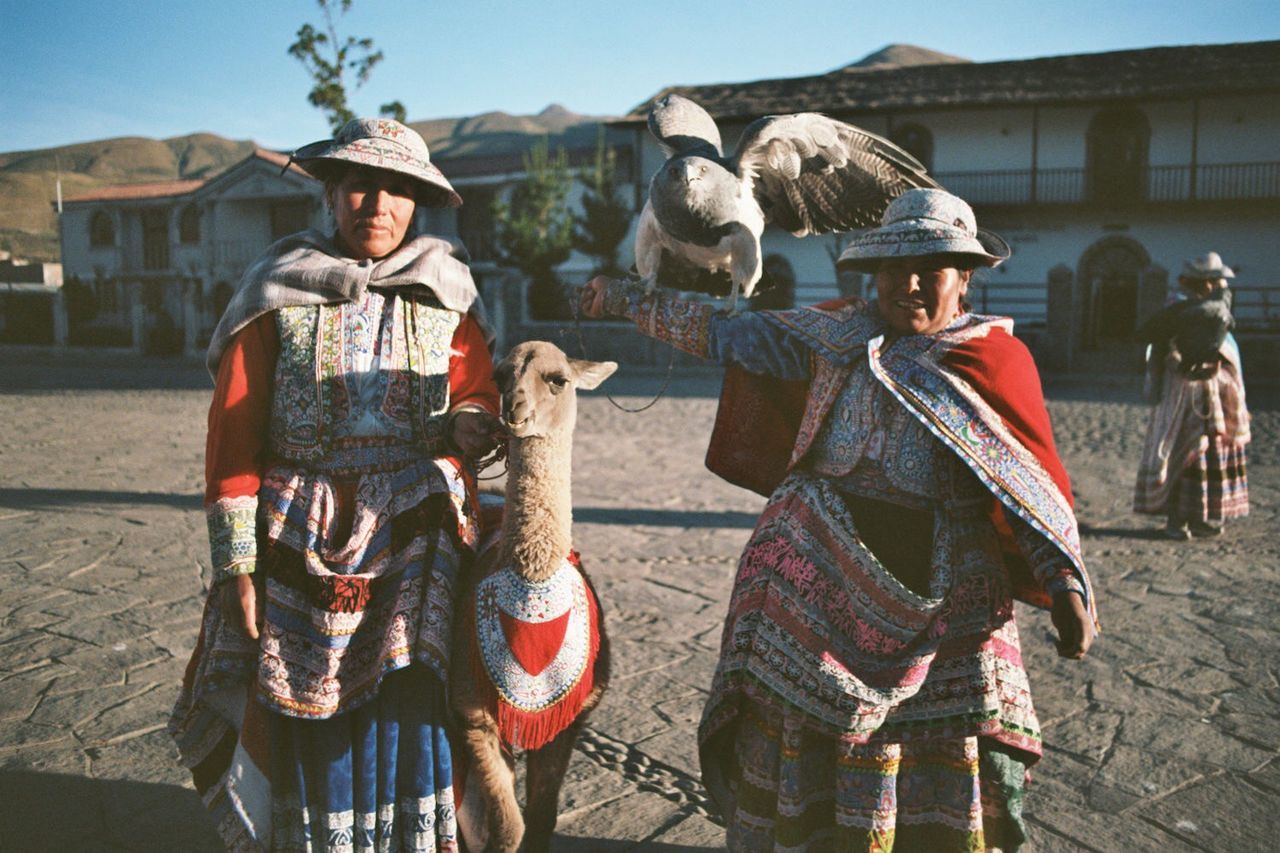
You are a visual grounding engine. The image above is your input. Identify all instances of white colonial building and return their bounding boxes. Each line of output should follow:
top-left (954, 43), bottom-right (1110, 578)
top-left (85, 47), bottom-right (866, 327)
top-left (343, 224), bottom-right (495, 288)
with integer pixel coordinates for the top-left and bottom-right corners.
top-left (611, 40), bottom-right (1280, 369)
top-left (57, 149), bottom-right (325, 353)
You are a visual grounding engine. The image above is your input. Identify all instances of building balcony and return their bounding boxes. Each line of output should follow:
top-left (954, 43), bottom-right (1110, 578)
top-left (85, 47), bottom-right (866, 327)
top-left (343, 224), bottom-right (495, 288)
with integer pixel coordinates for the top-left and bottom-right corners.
top-left (934, 161), bottom-right (1280, 206)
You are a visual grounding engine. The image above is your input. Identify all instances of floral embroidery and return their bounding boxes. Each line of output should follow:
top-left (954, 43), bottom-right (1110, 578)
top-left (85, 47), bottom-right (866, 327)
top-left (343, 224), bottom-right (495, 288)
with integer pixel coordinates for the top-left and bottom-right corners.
top-left (207, 495), bottom-right (259, 580)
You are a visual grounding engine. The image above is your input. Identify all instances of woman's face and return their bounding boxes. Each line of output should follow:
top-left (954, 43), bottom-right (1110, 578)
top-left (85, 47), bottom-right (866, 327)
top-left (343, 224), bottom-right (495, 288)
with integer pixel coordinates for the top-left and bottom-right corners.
top-left (875, 255), bottom-right (972, 336)
top-left (329, 166), bottom-right (417, 260)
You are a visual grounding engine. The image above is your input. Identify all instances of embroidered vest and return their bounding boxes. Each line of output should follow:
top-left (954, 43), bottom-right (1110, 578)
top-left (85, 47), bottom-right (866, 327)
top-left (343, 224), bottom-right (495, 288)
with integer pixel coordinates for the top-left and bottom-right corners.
top-left (270, 295), bottom-right (460, 468)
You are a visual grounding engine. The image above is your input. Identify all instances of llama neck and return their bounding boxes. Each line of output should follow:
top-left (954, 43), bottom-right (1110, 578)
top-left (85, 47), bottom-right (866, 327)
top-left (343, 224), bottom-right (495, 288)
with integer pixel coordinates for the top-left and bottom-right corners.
top-left (501, 431), bottom-right (573, 584)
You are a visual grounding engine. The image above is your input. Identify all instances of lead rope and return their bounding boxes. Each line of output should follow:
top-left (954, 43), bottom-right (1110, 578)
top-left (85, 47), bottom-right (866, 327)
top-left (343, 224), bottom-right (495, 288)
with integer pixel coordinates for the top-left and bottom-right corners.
top-left (568, 277), bottom-right (676, 413)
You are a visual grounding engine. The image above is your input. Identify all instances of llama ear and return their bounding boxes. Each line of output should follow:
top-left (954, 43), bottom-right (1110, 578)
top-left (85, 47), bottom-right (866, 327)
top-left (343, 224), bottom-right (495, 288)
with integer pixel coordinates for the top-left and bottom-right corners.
top-left (570, 358), bottom-right (618, 390)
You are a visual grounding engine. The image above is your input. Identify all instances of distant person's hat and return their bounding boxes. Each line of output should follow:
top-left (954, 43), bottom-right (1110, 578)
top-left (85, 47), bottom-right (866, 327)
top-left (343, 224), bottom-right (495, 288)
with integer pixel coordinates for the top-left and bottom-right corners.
top-left (290, 118), bottom-right (462, 208)
top-left (1179, 251), bottom-right (1235, 282)
top-left (837, 187), bottom-right (1010, 273)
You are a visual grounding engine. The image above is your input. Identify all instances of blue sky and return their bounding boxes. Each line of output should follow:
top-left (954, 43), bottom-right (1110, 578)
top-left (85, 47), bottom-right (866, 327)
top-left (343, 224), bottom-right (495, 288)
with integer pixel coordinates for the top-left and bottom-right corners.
top-left (2, 0), bottom-right (1277, 154)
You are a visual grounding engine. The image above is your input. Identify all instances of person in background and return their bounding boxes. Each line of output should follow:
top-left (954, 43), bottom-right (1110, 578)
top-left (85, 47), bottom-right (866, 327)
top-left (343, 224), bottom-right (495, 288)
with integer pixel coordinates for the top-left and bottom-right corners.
top-left (580, 187), bottom-right (1096, 852)
top-left (1135, 251), bottom-right (1250, 539)
top-left (169, 118), bottom-right (499, 851)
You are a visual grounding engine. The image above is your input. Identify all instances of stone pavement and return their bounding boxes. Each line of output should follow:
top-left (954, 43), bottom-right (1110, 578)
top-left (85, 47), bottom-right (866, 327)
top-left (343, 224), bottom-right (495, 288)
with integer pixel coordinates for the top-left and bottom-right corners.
top-left (0, 346), bottom-right (1277, 851)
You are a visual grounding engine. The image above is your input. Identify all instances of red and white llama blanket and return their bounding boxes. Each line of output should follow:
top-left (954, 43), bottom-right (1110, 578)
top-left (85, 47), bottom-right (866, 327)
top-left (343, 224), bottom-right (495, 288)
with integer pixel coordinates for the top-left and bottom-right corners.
top-left (471, 551), bottom-right (601, 750)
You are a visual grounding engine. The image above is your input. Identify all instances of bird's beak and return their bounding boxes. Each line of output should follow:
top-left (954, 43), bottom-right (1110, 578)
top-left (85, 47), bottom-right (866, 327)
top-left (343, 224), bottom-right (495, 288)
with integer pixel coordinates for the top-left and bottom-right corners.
top-left (682, 162), bottom-right (701, 182)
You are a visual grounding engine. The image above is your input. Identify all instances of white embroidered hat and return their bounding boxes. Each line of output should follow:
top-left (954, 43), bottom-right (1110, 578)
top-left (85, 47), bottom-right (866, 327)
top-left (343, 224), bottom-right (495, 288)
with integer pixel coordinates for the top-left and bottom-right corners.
top-left (837, 187), bottom-right (1010, 273)
top-left (290, 118), bottom-right (462, 209)
top-left (1179, 251), bottom-right (1235, 281)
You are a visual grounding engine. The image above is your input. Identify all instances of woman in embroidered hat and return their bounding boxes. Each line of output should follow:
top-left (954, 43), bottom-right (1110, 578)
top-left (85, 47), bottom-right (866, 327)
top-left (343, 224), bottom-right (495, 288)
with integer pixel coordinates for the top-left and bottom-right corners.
top-left (1134, 251), bottom-right (1250, 539)
top-left (579, 186), bottom-right (1095, 851)
top-left (170, 117), bottom-right (498, 851)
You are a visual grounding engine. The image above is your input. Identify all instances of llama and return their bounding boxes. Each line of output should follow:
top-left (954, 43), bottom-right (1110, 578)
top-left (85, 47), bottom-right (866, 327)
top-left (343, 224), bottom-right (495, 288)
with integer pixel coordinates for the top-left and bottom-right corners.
top-left (452, 340), bottom-right (616, 853)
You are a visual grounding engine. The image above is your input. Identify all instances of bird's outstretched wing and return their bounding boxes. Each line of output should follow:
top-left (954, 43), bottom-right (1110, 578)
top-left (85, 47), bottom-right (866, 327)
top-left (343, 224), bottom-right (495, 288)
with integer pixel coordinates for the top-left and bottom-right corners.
top-left (734, 113), bottom-right (938, 236)
top-left (648, 93), bottom-right (724, 159)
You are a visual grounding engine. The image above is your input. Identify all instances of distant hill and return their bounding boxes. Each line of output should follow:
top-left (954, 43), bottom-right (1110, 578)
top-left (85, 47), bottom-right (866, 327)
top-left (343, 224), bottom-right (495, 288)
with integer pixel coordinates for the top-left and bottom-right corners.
top-left (410, 103), bottom-right (609, 161)
top-left (0, 133), bottom-right (256, 261)
top-left (837, 44), bottom-right (970, 72)
top-left (1, 106), bottom-right (609, 262)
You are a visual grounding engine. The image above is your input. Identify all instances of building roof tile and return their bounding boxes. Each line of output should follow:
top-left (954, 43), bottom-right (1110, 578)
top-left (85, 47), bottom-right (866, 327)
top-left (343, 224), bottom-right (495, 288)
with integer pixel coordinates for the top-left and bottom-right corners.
top-left (61, 148), bottom-right (309, 204)
top-left (618, 40), bottom-right (1280, 123)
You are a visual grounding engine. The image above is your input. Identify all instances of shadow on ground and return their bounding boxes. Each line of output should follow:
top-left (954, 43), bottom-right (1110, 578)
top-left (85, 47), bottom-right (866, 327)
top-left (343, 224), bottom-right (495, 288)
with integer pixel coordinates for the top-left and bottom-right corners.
top-left (1079, 523), bottom-right (1166, 540)
top-left (575, 507), bottom-right (759, 528)
top-left (555, 838), bottom-right (716, 852)
top-left (0, 770), bottom-right (221, 852)
top-left (0, 487), bottom-right (202, 510)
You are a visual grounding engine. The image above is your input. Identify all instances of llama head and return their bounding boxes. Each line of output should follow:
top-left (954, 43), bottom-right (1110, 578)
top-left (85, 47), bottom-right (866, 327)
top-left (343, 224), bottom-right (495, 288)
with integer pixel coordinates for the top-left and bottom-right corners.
top-left (494, 341), bottom-right (617, 439)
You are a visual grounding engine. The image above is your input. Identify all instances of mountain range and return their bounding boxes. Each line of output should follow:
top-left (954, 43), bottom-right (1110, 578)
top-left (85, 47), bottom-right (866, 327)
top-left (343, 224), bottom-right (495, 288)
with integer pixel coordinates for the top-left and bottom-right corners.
top-left (1, 45), bottom-right (967, 262)
top-left (0, 105), bottom-right (606, 262)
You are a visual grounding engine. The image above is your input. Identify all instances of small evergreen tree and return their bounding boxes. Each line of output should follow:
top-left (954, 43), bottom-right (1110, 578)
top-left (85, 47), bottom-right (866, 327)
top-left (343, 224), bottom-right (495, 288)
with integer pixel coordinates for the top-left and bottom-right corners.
top-left (574, 127), bottom-right (632, 278)
top-left (288, 0), bottom-right (405, 132)
top-left (492, 139), bottom-right (575, 320)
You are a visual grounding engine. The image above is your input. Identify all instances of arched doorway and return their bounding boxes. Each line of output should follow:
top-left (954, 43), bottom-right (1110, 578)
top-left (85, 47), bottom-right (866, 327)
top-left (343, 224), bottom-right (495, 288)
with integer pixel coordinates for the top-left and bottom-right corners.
top-left (1078, 236), bottom-right (1150, 350)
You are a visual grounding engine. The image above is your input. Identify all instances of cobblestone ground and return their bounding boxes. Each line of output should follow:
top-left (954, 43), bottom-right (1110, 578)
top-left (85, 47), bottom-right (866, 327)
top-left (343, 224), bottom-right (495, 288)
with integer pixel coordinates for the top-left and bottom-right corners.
top-left (0, 347), bottom-right (1276, 851)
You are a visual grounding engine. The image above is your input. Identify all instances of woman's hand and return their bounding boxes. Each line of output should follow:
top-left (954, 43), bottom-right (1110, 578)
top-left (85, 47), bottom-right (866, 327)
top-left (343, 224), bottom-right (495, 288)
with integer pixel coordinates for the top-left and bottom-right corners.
top-left (579, 276), bottom-right (611, 319)
top-left (1051, 591), bottom-right (1094, 659)
top-left (220, 573), bottom-right (262, 640)
top-left (450, 410), bottom-right (500, 458)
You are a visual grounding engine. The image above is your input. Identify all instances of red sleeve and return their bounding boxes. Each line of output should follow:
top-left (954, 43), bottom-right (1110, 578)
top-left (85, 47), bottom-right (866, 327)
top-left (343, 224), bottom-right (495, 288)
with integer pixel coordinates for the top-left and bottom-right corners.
top-left (944, 327), bottom-right (1073, 506)
top-left (448, 311), bottom-right (498, 415)
top-left (204, 314), bottom-right (279, 505)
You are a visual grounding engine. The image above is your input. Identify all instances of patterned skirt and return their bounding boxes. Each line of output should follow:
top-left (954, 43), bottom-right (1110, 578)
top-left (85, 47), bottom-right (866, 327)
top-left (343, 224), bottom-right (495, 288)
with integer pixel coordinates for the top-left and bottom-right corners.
top-left (172, 460), bottom-right (474, 851)
top-left (714, 703), bottom-right (1028, 852)
top-left (1134, 352), bottom-right (1250, 523)
top-left (1169, 438), bottom-right (1249, 524)
top-left (698, 474), bottom-right (1041, 852)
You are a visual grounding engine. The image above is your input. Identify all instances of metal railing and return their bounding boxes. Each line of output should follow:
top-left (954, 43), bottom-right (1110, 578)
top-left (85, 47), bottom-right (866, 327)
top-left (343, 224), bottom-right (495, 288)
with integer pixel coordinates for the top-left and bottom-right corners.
top-left (1230, 285), bottom-right (1280, 332)
top-left (457, 228), bottom-right (499, 263)
top-left (934, 161), bottom-right (1280, 206)
top-left (213, 240), bottom-right (266, 270)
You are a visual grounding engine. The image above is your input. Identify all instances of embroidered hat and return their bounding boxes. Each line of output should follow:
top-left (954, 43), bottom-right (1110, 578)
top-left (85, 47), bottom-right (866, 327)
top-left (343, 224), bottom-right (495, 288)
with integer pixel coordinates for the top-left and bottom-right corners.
top-left (837, 187), bottom-right (1010, 273)
top-left (290, 118), bottom-right (462, 208)
top-left (1179, 251), bottom-right (1235, 281)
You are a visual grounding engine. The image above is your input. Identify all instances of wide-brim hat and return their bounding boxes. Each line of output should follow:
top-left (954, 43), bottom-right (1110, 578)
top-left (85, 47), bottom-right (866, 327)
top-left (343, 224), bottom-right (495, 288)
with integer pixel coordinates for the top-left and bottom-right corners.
top-left (837, 187), bottom-right (1010, 273)
top-left (290, 118), bottom-right (462, 208)
top-left (1179, 251), bottom-right (1234, 281)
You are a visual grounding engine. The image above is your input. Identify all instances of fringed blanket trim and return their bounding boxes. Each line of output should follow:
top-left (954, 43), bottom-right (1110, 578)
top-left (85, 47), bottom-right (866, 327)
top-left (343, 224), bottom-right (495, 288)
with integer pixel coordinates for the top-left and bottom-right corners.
top-left (472, 551), bottom-right (599, 750)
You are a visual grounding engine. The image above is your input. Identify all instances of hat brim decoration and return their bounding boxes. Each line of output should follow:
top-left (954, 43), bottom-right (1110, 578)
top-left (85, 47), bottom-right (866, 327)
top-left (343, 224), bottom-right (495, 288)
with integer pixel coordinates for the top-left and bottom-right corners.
top-left (835, 187), bottom-right (1010, 274)
top-left (837, 220), bottom-right (1010, 273)
top-left (291, 118), bottom-right (462, 209)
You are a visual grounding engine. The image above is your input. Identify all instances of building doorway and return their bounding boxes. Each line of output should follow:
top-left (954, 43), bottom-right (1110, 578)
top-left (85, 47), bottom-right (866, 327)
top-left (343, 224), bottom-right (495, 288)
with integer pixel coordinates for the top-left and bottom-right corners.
top-left (1078, 236), bottom-right (1150, 350)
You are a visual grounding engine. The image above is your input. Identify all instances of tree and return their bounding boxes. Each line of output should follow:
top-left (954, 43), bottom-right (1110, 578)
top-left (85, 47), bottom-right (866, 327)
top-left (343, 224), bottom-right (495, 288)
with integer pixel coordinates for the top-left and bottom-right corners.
top-left (288, 0), bottom-right (405, 132)
top-left (492, 139), bottom-right (575, 320)
top-left (573, 127), bottom-right (632, 278)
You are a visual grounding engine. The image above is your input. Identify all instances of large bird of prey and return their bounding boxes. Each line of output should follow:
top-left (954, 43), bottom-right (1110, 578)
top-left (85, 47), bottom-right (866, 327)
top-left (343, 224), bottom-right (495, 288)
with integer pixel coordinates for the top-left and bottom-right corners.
top-left (636, 93), bottom-right (939, 310)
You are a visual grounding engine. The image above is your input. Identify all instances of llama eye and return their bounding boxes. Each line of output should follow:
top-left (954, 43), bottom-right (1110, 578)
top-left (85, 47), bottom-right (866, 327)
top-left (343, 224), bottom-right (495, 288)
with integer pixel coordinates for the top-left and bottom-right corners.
top-left (548, 375), bottom-right (568, 394)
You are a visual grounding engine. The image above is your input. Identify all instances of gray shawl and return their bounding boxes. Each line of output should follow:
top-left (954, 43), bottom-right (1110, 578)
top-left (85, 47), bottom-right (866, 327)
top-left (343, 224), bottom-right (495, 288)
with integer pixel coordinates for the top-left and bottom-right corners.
top-left (206, 228), bottom-right (491, 377)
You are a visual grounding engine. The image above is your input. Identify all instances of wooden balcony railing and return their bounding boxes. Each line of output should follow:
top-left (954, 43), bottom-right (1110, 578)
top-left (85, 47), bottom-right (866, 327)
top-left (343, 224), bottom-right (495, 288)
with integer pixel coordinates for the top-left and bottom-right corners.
top-left (934, 161), bottom-right (1280, 206)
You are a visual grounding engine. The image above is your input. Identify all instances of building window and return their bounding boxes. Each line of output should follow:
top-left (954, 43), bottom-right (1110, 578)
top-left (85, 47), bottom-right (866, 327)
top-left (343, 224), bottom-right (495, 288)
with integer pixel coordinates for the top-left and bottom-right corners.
top-left (891, 124), bottom-right (933, 172)
top-left (179, 204), bottom-right (201, 243)
top-left (89, 211), bottom-right (115, 248)
top-left (142, 209), bottom-right (171, 270)
top-left (1087, 108), bottom-right (1149, 203)
top-left (270, 200), bottom-right (311, 240)
top-left (456, 187), bottom-right (497, 262)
